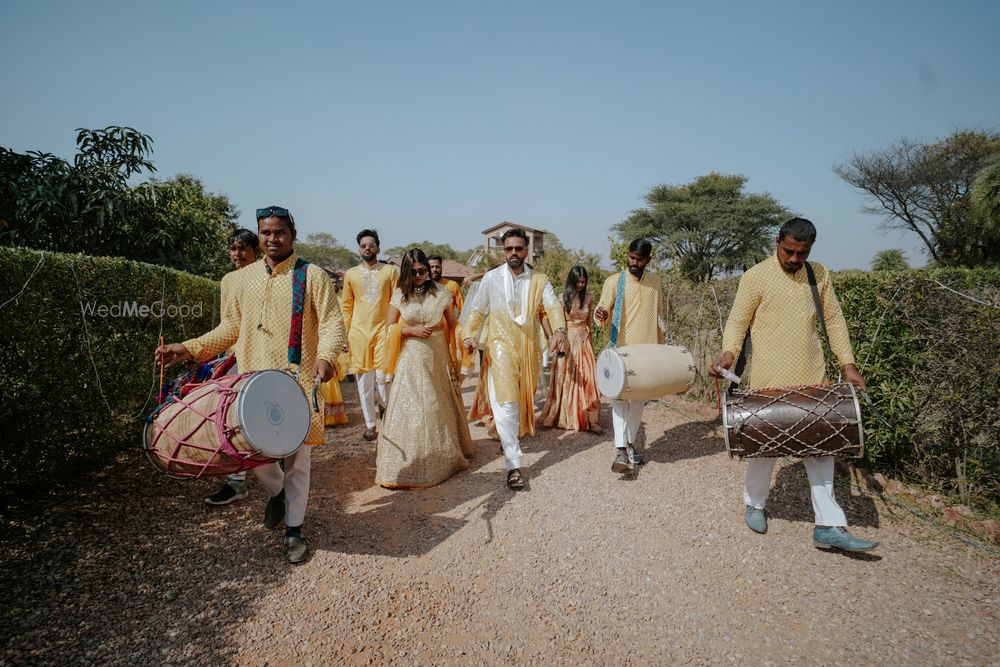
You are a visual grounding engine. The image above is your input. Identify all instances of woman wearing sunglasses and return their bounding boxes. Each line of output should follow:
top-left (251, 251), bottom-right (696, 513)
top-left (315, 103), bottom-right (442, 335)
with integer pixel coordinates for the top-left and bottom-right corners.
top-left (376, 248), bottom-right (474, 488)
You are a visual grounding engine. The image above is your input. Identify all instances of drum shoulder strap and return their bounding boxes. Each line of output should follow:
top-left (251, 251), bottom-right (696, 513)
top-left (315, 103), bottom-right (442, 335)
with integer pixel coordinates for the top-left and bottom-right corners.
top-left (287, 258), bottom-right (310, 366)
top-left (804, 262), bottom-right (833, 359)
top-left (609, 270), bottom-right (626, 347)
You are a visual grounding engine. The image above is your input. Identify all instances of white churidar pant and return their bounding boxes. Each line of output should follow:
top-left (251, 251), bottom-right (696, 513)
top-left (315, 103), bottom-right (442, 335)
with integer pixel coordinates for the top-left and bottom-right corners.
top-left (356, 370), bottom-right (388, 429)
top-left (487, 372), bottom-right (523, 471)
top-left (610, 399), bottom-right (644, 448)
top-left (743, 456), bottom-right (848, 527)
top-left (252, 445), bottom-right (312, 528)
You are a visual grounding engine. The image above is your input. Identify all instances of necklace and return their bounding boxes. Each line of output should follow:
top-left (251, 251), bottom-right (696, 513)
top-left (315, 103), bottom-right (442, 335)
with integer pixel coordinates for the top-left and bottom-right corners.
top-left (413, 284), bottom-right (426, 293)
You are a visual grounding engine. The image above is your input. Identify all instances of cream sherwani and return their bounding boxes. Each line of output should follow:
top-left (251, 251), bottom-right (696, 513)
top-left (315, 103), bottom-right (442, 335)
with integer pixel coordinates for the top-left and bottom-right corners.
top-left (596, 269), bottom-right (665, 449)
top-left (722, 254), bottom-right (856, 527)
top-left (341, 262), bottom-right (398, 428)
top-left (464, 265), bottom-right (565, 470)
top-left (183, 254), bottom-right (345, 527)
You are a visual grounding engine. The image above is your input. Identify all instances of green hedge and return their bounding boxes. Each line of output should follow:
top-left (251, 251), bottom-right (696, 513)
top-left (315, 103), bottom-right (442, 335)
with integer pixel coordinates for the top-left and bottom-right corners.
top-left (0, 247), bottom-right (221, 503)
top-left (662, 268), bottom-right (1000, 505)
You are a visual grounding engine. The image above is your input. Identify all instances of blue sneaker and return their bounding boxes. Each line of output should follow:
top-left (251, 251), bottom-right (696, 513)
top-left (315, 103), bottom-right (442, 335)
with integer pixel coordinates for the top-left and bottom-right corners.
top-left (813, 526), bottom-right (879, 552)
top-left (745, 506), bottom-right (767, 534)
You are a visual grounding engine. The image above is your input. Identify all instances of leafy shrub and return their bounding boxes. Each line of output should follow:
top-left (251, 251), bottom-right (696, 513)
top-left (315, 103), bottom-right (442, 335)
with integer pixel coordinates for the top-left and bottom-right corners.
top-left (0, 247), bottom-right (220, 504)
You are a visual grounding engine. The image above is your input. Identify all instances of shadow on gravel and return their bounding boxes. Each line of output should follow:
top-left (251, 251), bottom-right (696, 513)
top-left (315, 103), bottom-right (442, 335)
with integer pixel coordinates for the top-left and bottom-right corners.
top-left (307, 381), bottom-right (606, 558)
top-left (643, 419), bottom-right (725, 464)
top-left (766, 462), bottom-right (881, 528)
top-left (0, 451), bottom-right (287, 666)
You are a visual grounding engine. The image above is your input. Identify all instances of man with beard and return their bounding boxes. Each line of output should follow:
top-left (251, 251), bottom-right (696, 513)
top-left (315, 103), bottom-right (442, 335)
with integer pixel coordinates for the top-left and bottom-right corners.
top-left (709, 217), bottom-right (877, 553)
top-left (157, 206), bottom-right (344, 563)
top-left (462, 228), bottom-right (567, 489)
top-left (594, 238), bottom-right (665, 474)
top-left (341, 229), bottom-right (398, 440)
top-left (427, 255), bottom-right (465, 376)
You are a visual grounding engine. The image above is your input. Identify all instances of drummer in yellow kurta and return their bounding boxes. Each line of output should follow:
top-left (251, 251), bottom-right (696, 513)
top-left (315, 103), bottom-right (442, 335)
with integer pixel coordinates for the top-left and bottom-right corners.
top-left (341, 229), bottom-right (398, 441)
top-left (594, 238), bottom-right (665, 473)
top-left (427, 255), bottom-right (465, 376)
top-left (157, 206), bottom-right (345, 564)
top-left (462, 228), bottom-right (567, 489)
top-left (710, 217), bottom-right (876, 554)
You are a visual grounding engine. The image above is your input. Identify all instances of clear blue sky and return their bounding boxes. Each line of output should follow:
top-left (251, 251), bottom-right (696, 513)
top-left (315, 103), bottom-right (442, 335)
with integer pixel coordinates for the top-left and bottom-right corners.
top-left (2, 0), bottom-right (999, 269)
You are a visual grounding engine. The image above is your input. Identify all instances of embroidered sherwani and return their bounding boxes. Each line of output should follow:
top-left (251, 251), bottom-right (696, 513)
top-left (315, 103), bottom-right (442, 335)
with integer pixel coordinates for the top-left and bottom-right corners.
top-left (464, 265), bottom-right (565, 469)
top-left (341, 263), bottom-right (399, 374)
top-left (721, 254), bottom-right (856, 527)
top-left (595, 269), bottom-right (665, 449)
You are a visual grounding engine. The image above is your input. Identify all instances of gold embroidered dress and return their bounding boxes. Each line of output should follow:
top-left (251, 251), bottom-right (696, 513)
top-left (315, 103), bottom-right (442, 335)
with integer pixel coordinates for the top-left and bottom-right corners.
top-left (376, 288), bottom-right (474, 489)
top-left (183, 255), bottom-right (345, 445)
top-left (341, 262), bottom-right (398, 374)
top-left (722, 255), bottom-right (855, 390)
top-left (541, 295), bottom-right (601, 431)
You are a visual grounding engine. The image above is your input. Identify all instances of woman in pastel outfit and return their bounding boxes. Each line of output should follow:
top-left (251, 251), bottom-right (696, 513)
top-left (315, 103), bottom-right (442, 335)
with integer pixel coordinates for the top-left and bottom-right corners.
top-left (376, 249), bottom-right (474, 489)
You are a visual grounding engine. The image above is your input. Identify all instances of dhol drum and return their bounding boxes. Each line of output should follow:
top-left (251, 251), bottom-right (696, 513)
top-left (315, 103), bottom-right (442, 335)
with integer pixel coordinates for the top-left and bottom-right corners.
top-left (144, 370), bottom-right (311, 478)
top-left (723, 383), bottom-right (864, 459)
top-left (596, 344), bottom-right (696, 401)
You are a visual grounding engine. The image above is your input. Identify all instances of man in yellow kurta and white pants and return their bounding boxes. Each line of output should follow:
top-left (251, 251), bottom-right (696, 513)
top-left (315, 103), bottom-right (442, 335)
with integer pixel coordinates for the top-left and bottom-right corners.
top-left (711, 217), bottom-right (878, 553)
top-left (463, 228), bottom-right (567, 490)
top-left (157, 206), bottom-right (345, 564)
top-left (341, 229), bottom-right (398, 441)
top-left (595, 238), bottom-right (665, 474)
top-left (428, 255), bottom-right (465, 376)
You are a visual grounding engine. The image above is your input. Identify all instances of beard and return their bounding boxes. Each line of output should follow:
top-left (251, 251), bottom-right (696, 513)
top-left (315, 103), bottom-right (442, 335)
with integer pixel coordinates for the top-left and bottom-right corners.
top-left (506, 256), bottom-right (523, 270)
top-left (360, 250), bottom-right (377, 262)
top-left (628, 265), bottom-right (644, 278)
top-left (430, 270), bottom-right (442, 281)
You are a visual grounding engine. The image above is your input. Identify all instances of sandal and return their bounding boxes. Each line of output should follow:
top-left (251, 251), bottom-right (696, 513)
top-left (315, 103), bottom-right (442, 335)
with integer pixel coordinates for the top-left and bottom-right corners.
top-left (506, 468), bottom-right (526, 489)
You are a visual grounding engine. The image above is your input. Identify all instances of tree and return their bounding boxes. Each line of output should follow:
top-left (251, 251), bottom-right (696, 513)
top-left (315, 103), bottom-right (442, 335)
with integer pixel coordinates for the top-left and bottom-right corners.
top-left (296, 232), bottom-right (358, 270)
top-left (612, 173), bottom-right (790, 282)
top-left (384, 241), bottom-right (463, 261)
top-left (532, 234), bottom-right (609, 300)
top-left (0, 127), bottom-right (241, 278)
top-left (870, 249), bottom-right (910, 272)
top-left (835, 130), bottom-right (1000, 267)
top-left (971, 157), bottom-right (1000, 233)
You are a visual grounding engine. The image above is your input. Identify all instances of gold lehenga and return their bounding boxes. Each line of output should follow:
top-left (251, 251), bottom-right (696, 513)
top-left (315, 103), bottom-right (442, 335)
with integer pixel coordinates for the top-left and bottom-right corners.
top-left (376, 288), bottom-right (474, 489)
top-left (540, 296), bottom-right (602, 432)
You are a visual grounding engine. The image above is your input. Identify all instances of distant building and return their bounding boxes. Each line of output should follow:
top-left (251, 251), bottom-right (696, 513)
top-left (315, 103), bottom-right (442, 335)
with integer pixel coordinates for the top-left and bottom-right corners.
top-left (386, 256), bottom-right (473, 284)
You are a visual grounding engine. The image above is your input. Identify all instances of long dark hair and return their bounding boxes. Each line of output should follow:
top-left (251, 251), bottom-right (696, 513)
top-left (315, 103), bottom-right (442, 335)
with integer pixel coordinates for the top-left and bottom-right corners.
top-left (563, 265), bottom-right (588, 313)
top-left (399, 248), bottom-right (439, 302)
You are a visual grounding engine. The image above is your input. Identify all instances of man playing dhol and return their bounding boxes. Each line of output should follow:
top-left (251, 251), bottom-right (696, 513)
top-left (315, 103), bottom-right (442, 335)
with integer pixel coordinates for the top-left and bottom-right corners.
top-left (709, 217), bottom-right (878, 553)
top-left (157, 206), bottom-right (345, 563)
top-left (341, 230), bottom-right (398, 441)
top-left (594, 238), bottom-right (665, 474)
top-left (462, 228), bottom-right (567, 489)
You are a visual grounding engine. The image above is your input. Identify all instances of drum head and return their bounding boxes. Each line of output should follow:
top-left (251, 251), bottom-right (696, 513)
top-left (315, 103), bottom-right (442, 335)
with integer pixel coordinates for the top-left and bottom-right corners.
top-left (237, 371), bottom-right (311, 457)
top-left (595, 348), bottom-right (626, 399)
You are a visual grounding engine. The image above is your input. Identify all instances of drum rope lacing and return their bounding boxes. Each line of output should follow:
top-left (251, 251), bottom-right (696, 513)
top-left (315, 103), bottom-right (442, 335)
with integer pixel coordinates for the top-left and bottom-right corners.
top-left (727, 384), bottom-right (861, 458)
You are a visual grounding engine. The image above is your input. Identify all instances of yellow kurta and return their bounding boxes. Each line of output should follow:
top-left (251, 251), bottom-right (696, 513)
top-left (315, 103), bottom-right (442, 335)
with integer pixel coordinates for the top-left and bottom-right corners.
top-left (596, 270), bottom-right (665, 345)
top-left (438, 278), bottom-right (464, 372)
top-left (721, 255), bottom-right (856, 390)
top-left (464, 269), bottom-right (566, 436)
top-left (341, 262), bottom-right (398, 374)
top-left (183, 254), bottom-right (345, 445)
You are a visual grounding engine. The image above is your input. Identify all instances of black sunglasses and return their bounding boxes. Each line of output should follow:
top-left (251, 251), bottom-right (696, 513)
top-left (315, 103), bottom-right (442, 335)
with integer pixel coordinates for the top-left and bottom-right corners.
top-left (256, 206), bottom-right (294, 221)
top-left (412, 267), bottom-right (428, 276)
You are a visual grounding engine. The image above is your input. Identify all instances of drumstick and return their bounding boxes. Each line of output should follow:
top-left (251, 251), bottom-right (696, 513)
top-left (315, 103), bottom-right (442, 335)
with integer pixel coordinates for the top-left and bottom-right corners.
top-left (158, 335), bottom-right (165, 401)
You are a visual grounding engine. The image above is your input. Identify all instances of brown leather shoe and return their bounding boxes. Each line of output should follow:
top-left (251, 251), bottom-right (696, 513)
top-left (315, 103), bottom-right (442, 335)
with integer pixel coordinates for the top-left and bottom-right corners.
top-left (362, 427), bottom-right (377, 441)
top-left (506, 468), bottom-right (526, 489)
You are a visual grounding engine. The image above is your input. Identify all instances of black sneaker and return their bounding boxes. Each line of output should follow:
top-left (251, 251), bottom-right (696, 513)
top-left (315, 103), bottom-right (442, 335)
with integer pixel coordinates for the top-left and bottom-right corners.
top-left (284, 530), bottom-right (308, 564)
top-left (611, 450), bottom-right (630, 473)
top-left (204, 482), bottom-right (248, 506)
top-left (263, 490), bottom-right (286, 529)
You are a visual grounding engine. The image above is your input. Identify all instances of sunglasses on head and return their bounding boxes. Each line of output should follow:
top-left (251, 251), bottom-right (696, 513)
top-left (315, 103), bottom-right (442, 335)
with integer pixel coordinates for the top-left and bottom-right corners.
top-left (256, 206), bottom-right (293, 221)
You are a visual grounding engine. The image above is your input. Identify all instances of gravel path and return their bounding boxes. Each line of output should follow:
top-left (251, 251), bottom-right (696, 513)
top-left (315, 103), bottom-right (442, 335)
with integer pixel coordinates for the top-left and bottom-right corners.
top-left (2, 373), bottom-right (997, 665)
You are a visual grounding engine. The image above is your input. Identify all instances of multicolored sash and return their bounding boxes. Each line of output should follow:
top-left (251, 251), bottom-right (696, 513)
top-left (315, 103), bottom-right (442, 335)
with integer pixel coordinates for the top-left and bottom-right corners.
top-left (287, 258), bottom-right (309, 365)
top-left (609, 270), bottom-right (626, 347)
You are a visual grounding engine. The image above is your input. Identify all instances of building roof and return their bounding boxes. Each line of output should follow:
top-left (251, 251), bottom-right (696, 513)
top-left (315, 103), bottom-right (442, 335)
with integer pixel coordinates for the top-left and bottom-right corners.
top-left (386, 256), bottom-right (473, 279)
top-left (480, 221), bottom-right (544, 235)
